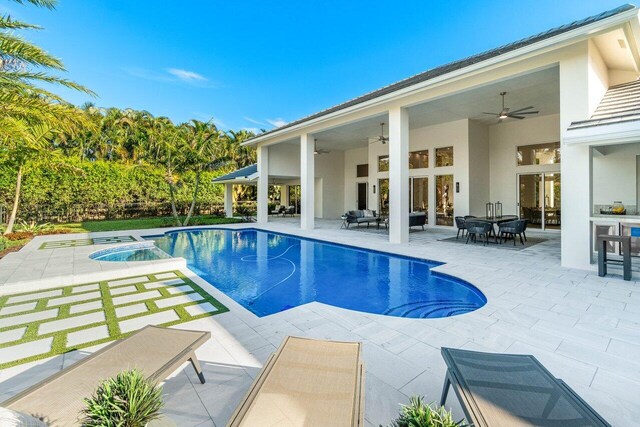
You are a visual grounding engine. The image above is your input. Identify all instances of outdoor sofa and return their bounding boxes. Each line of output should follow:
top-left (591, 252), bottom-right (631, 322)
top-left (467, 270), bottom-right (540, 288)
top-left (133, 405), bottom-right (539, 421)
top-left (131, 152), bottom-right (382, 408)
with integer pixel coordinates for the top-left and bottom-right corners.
top-left (1, 325), bottom-right (211, 427)
top-left (345, 209), bottom-right (379, 228)
top-left (440, 347), bottom-right (611, 426)
top-left (228, 336), bottom-right (365, 427)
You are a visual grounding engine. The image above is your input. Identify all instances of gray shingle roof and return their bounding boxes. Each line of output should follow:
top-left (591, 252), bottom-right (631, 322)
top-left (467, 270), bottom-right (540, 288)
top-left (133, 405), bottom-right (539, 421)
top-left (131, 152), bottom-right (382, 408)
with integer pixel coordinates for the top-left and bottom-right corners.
top-left (568, 79), bottom-right (640, 130)
top-left (212, 164), bottom-right (258, 182)
top-left (246, 4), bottom-right (635, 143)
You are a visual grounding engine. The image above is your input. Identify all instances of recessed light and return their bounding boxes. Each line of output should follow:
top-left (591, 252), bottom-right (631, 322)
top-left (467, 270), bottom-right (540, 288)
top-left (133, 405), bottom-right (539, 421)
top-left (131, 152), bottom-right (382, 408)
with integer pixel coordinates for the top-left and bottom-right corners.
top-left (618, 39), bottom-right (627, 49)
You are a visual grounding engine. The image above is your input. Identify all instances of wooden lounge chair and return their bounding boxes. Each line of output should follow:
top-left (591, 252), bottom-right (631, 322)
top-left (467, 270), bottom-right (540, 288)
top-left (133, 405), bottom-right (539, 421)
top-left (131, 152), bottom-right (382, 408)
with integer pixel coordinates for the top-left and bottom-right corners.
top-left (440, 347), bottom-right (611, 427)
top-left (2, 325), bottom-right (211, 427)
top-left (227, 336), bottom-right (365, 427)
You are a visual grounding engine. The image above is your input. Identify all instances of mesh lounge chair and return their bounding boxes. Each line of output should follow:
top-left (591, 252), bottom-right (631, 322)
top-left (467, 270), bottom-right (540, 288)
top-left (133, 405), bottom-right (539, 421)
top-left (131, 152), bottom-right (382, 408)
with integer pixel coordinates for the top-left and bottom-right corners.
top-left (227, 336), bottom-right (365, 427)
top-left (440, 347), bottom-right (611, 427)
top-left (2, 326), bottom-right (211, 427)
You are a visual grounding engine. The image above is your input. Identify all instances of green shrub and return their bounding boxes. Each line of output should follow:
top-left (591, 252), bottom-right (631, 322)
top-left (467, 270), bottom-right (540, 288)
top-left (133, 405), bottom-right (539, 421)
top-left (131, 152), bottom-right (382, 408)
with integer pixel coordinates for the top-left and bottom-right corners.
top-left (15, 220), bottom-right (54, 234)
top-left (386, 396), bottom-right (466, 427)
top-left (0, 236), bottom-right (7, 252)
top-left (81, 369), bottom-right (164, 427)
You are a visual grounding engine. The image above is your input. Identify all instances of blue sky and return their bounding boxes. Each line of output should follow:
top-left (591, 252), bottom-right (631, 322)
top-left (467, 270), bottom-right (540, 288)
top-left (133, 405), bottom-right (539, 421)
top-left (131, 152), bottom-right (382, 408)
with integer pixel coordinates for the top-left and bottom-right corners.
top-left (5, 0), bottom-right (629, 131)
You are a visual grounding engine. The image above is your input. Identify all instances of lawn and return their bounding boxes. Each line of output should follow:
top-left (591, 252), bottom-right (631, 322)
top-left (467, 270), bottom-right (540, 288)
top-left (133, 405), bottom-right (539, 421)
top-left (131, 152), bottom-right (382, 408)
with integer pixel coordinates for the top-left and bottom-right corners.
top-left (59, 216), bottom-right (244, 233)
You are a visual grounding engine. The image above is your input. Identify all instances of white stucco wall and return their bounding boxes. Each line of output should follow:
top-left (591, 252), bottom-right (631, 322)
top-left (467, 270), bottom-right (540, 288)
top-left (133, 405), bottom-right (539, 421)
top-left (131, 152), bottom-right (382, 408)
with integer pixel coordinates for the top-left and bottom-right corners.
top-left (468, 120), bottom-right (490, 216)
top-left (592, 144), bottom-right (640, 206)
top-left (343, 147), bottom-right (369, 211)
top-left (488, 114), bottom-right (561, 214)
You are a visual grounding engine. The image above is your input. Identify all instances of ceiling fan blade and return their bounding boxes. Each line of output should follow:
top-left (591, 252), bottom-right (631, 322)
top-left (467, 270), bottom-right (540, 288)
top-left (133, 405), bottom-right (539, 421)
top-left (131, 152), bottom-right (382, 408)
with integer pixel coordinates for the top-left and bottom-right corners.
top-left (515, 111), bottom-right (539, 115)
top-left (482, 112), bottom-right (499, 116)
top-left (509, 106), bottom-right (535, 113)
top-left (509, 115), bottom-right (526, 119)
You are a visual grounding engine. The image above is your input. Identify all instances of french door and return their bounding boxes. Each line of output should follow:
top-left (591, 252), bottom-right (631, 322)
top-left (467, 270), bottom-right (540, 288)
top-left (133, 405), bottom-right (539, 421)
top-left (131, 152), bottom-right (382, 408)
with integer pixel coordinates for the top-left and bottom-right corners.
top-left (518, 173), bottom-right (561, 230)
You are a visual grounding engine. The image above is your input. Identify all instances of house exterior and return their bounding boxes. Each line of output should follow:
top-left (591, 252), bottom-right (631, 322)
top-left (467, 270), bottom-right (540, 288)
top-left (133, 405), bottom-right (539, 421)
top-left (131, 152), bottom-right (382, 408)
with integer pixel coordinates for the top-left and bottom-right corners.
top-left (220, 4), bottom-right (640, 271)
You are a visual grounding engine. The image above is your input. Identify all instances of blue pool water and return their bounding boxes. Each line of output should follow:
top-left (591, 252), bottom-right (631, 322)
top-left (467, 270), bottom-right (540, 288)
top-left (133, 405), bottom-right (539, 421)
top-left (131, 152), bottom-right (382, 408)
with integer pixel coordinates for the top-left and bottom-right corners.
top-left (90, 244), bottom-right (171, 262)
top-left (150, 228), bottom-right (486, 318)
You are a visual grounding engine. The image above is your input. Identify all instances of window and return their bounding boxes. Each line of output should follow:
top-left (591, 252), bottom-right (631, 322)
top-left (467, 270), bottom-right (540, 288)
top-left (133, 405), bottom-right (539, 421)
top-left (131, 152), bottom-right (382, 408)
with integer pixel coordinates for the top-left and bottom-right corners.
top-left (517, 142), bottom-right (560, 166)
top-left (435, 147), bottom-right (454, 167)
top-left (378, 155), bottom-right (389, 172)
top-left (409, 150), bottom-right (429, 169)
top-left (356, 164), bottom-right (368, 177)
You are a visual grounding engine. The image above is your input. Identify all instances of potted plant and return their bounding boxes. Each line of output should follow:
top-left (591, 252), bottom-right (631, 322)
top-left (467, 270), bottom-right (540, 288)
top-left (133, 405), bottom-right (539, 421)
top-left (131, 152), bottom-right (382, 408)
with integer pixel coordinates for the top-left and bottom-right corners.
top-left (81, 369), bottom-right (164, 427)
top-left (385, 395), bottom-right (466, 427)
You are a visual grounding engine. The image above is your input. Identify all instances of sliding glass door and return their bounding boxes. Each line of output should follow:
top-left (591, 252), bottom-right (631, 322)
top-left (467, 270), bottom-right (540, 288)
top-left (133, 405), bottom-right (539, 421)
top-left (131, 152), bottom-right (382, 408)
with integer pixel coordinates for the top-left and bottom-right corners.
top-left (518, 173), bottom-right (561, 230)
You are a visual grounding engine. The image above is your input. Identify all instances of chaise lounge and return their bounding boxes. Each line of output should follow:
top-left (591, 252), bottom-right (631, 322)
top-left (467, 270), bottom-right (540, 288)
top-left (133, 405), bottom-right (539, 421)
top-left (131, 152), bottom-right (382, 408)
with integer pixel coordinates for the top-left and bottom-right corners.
top-left (228, 336), bottom-right (365, 427)
top-left (345, 209), bottom-right (380, 228)
top-left (440, 347), bottom-right (611, 426)
top-left (1, 326), bottom-right (211, 427)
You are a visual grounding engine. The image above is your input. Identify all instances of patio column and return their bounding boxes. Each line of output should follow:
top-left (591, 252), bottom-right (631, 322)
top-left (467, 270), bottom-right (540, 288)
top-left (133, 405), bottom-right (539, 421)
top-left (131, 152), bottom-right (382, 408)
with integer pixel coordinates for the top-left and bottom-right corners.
top-left (257, 144), bottom-right (269, 223)
top-left (388, 107), bottom-right (410, 244)
top-left (300, 133), bottom-right (315, 230)
top-left (280, 185), bottom-right (289, 207)
top-left (224, 183), bottom-right (234, 218)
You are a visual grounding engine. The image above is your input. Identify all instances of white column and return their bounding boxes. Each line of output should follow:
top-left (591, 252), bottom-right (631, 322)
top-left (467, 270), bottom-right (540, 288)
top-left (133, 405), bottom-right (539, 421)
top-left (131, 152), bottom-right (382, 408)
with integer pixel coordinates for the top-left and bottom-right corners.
top-left (300, 133), bottom-right (315, 230)
top-left (224, 183), bottom-right (234, 218)
top-left (388, 107), bottom-right (410, 244)
top-left (280, 185), bottom-right (288, 206)
top-left (257, 145), bottom-right (269, 223)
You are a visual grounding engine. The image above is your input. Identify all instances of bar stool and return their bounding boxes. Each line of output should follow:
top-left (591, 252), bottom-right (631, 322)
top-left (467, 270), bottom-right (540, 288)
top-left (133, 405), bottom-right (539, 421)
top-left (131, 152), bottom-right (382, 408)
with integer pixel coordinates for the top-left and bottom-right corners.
top-left (597, 235), bottom-right (631, 281)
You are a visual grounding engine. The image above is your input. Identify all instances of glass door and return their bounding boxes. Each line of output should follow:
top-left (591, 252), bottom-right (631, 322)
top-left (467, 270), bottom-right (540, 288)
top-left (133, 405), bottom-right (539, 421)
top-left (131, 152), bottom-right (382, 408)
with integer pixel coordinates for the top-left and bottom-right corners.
top-left (435, 175), bottom-right (454, 226)
top-left (518, 173), bottom-right (561, 230)
top-left (356, 182), bottom-right (367, 210)
top-left (410, 177), bottom-right (429, 221)
top-left (378, 179), bottom-right (389, 216)
top-left (288, 185), bottom-right (301, 214)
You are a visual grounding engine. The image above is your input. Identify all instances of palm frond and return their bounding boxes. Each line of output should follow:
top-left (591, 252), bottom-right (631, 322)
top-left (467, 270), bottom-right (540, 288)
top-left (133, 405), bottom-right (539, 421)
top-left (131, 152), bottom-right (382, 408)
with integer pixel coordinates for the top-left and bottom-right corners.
top-left (0, 32), bottom-right (64, 69)
top-left (8, 0), bottom-right (56, 9)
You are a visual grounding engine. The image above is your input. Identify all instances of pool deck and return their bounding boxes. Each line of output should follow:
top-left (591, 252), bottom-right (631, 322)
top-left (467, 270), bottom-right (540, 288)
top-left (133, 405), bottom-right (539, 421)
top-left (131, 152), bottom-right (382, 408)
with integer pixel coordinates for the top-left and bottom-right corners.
top-left (1, 220), bottom-right (639, 426)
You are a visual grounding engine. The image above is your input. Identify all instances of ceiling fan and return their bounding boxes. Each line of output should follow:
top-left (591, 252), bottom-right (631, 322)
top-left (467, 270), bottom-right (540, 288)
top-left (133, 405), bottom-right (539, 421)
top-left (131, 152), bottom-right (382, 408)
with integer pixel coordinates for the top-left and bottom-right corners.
top-left (314, 139), bottom-right (330, 155)
top-left (483, 92), bottom-right (539, 122)
top-left (369, 122), bottom-right (389, 144)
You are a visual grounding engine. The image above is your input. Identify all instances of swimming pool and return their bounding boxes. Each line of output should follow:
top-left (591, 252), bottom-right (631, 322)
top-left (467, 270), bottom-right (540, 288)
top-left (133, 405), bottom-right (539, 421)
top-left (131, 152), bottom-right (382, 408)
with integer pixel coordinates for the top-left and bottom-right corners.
top-left (149, 228), bottom-right (486, 318)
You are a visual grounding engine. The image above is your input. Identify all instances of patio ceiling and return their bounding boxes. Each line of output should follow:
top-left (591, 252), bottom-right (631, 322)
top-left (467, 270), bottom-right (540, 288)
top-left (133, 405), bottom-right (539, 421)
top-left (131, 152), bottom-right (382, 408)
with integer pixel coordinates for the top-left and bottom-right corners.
top-left (308, 66), bottom-right (559, 152)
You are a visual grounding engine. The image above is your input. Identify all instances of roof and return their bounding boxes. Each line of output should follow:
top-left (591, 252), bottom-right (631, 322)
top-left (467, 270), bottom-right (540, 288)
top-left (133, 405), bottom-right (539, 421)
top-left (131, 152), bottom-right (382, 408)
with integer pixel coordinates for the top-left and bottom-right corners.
top-left (244, 4), bottom-right (636, 145)
top-left (212, 164), bottom-right (258, 183)
top-left (568, 79), bottom-right (640, 130)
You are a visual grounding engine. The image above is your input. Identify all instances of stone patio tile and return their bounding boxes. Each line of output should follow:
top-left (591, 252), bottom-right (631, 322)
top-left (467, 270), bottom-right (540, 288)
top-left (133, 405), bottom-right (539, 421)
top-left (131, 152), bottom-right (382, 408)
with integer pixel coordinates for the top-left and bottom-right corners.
top-left (0, 337), bottom-right (53, 365)
top-left (112, 289), bottom-right (161, 306)
top-left (110, 285), bottom-right (138, 296)
top-left (107, 276), bottom-right (150, 287)
top-left (184, 302), bottom-right (219, 317)
top-left (6, 289), bottom-right (62, 304)
top-left (166, 285), bottom-right (196, 295)
top-left (47, 291), bottom-right (101, 307)
top-left (363, 342), bottom-right (425, 390)
top-left (66, 324), bottom-right (110, 347)
top-left (70, 283), bottom-right (100, 294)
top-left (0, 327), bottom-right (26, 344)
top-left (364, 373), bottom-right (411, 426)
top-left (119, 310), bottom-right (179, 333)
top-left (68, 300), bottom-right (104, 314)
top-left (3, 308), bottom-right (59, 328)
top-left (0, 301), bottom-right (37, 316)
top-left (39, 311), bottom-right (105, 335)
top-left (556, 340), bottom-right (640, 382)
top-left (155, 272), bottom-right (178, 280)
top-left (161, 279), bottom-right (185, 286)
top-left (115, 303), bottom-right (149, 318)
top-left (606, 338), bottom-right (640, 359)
top-left (532, 319), bottom-right (611, 352)
top-left (155, 293), bottom-right (204, 309)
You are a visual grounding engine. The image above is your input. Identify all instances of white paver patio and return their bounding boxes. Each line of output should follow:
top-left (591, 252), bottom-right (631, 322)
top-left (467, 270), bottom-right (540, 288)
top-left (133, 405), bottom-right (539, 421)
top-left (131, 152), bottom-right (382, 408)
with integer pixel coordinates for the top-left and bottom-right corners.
top-left (1, 220), bottom-right (639, 426)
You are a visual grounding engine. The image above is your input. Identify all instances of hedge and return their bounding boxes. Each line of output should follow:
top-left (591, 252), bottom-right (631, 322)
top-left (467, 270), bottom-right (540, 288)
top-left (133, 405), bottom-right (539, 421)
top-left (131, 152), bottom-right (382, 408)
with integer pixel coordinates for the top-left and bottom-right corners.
top-left (0, 158), bottom-right (230, 222)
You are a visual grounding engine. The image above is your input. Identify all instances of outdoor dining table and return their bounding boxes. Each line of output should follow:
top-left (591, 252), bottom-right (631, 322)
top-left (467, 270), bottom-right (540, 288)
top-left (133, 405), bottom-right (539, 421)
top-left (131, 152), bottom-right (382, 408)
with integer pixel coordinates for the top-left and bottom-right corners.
top-left (474, 215), bottom-right (518, 243)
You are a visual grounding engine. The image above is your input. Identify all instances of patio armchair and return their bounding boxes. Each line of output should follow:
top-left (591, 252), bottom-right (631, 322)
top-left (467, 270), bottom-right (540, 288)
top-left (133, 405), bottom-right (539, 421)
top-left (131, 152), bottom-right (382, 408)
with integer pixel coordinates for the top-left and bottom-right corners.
top-left (454, 216), bottom-right (467, 239)
top-left (465, 220), bottom-right (493, 246)
top-left (270, 205), bottom-right (285, 215)
top-left (409, 212), bottom-right (427, 230)
top-left (498, 219), bottom-right (527, 245)
top-left (283, 206), bottom-right (296, 216)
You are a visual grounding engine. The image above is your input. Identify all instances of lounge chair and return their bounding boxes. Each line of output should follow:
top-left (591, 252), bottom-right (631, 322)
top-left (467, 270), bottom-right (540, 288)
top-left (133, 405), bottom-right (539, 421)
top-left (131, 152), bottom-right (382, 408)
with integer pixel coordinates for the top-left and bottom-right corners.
top-left (2, 326), bottom-right (211, 427)
top-left (283, 205), bottom-right (296, 216)
top-left (440, 347), bottom-right (611, 427)
top-left (227, 336), bottom-right (365, 427)
top-left (345, 209), bottom-right (379, 228)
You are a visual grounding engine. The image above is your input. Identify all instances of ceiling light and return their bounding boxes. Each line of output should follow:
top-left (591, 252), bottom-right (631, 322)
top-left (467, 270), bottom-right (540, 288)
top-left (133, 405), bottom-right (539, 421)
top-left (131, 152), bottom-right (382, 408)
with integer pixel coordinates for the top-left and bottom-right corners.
top-left (499, 113), bottom-right (508, 119)
top-left (618, 39), bottom-right (627, 49)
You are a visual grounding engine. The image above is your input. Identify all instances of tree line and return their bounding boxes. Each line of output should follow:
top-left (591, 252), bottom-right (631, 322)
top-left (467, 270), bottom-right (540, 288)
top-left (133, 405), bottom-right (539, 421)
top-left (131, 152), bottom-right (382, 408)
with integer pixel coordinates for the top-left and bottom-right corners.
top-left (0, 0), bottom-right (257, 234)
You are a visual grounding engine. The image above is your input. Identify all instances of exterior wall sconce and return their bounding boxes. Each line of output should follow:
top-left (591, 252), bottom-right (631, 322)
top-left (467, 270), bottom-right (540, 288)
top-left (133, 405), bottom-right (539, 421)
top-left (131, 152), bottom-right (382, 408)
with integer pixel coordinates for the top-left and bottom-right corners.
top-left (495, 201), bottom-right (503, 218)
top-left (486, 202), bottom-right (494, 219)
top-left (373, 185), bottom-right (376, 194)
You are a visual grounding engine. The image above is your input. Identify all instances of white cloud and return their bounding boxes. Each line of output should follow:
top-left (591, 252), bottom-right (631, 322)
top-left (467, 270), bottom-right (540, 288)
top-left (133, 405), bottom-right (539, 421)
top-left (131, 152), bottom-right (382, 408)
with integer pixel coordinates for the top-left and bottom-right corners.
top-left (167, 68), bottom-right (207, 82)
top-left (266, 118), bottom-right (287, 128)
top-left (242, 127), bottom-right (262, 135)
top-left (244, 116), bottom-right (265, 126)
